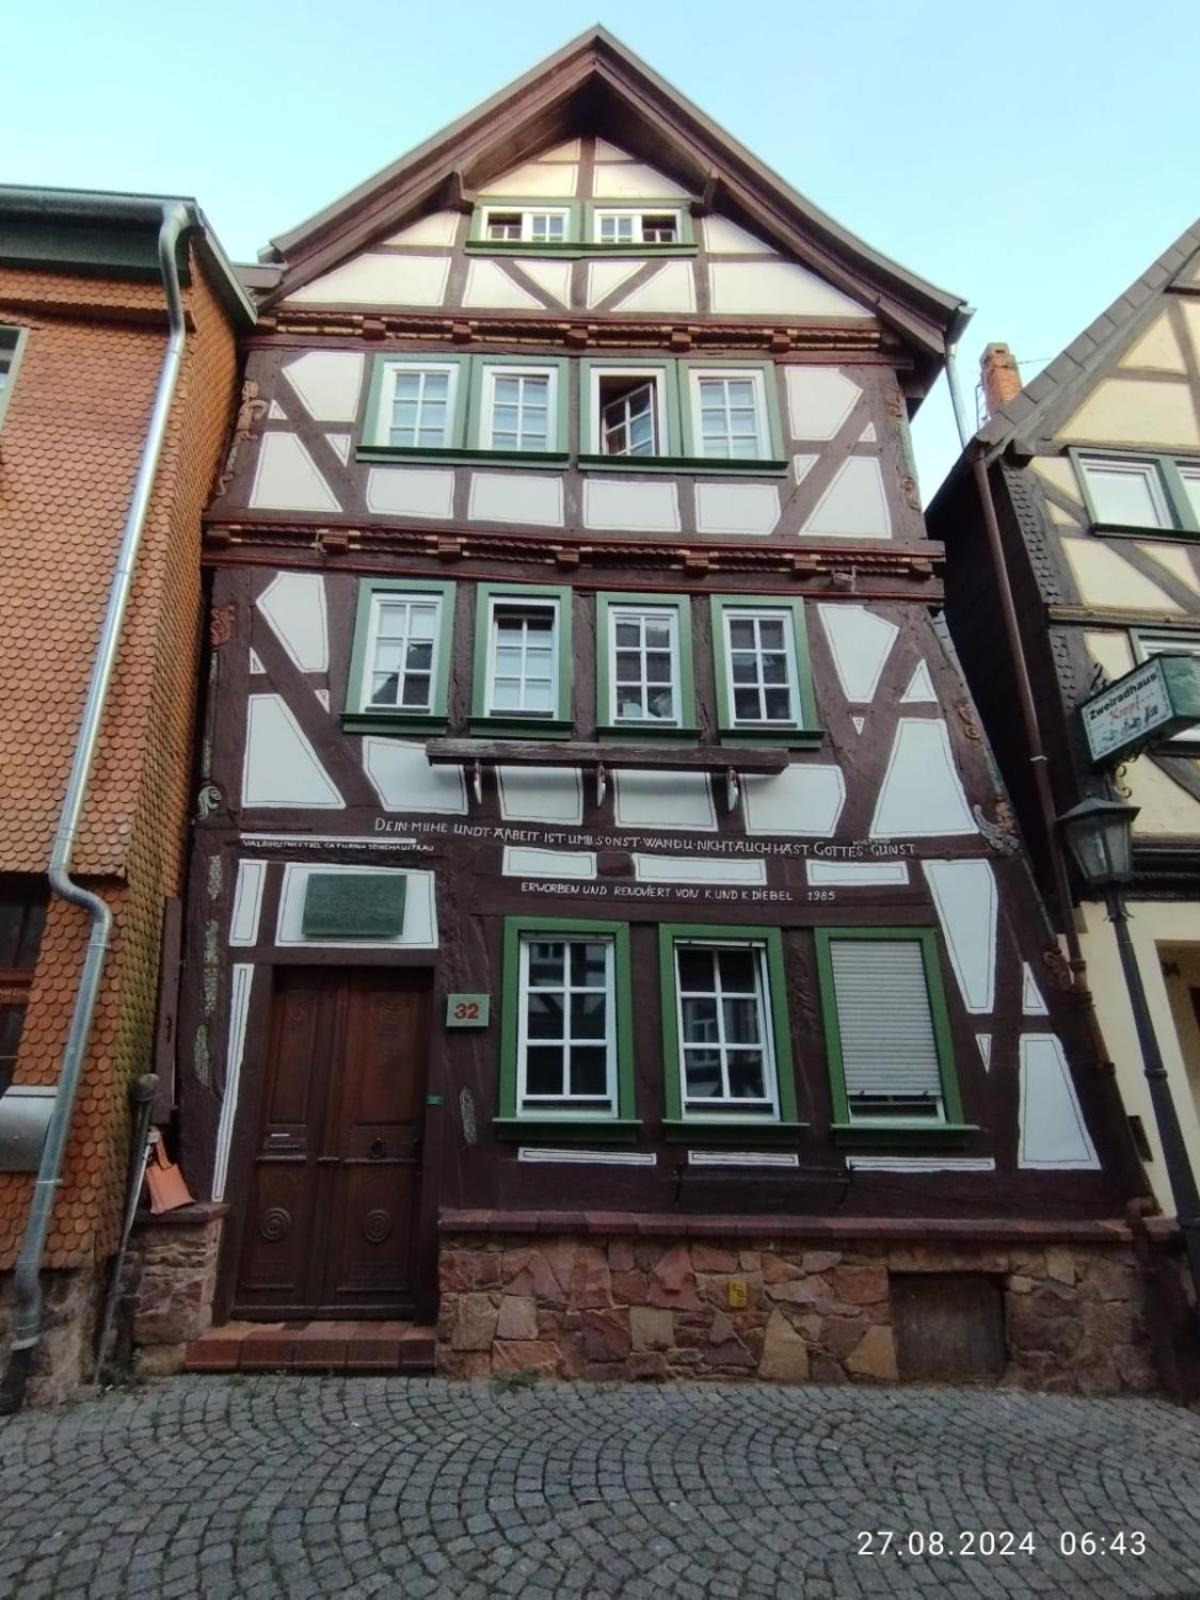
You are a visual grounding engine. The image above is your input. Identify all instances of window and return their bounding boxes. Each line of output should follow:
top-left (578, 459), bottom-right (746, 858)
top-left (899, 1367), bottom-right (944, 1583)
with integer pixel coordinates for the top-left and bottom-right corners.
top-left (0, 882), bottom-right (47, 1096)
top-left (363, 358), bottom-right (466, 451)
top-left (814, 927), bottom-right (968, 1138)
top-left (343, 579), bottom-right (455, 732)
top-left (467, 200), bottom-right (695, 255)
top-left (1075, 451), bottom-right (1200, 536)
top-left (581, 362), bottom-right (676, 460)
top-left (596, 591), bottom-right (696, 735)
top-left (709, 596), bottom-right (819, 744)
top-left (498, 917), bottom-right (637, 1135)
top-left (471, 202), bottom-right (579, 251)
top-left (471, 583), bottom-right (573, 735)
top-left (0, 327), bottom-right (27, 429)
top-left (593, 209), bottom-right (683, 246)
top-left (1132, 631), bottom-right (1200, 745)
top-left (363, 355), bottom-right (566, 459)
top-left (580, 359), bottom-right (784, 470)
top-left (688, 369), bottom-right (769, 460)
top-left (479, 364), bottom-right (558, 452)
top-left (659, 925), bottom-right (800, 1133)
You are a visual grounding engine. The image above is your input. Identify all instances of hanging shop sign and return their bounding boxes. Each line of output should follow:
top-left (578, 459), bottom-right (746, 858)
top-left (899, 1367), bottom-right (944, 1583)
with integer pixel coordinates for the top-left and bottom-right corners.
top-left (1080, 654), bottom-right (1200, 766)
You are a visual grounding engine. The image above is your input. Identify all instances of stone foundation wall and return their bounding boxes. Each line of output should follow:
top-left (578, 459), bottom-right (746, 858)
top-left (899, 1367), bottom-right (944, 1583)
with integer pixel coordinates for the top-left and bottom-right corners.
top-left (437, 1232), bottom-right (1160, 1394)
top-left (0, 1266), bottom-right (102, 1406)
top-left (129, 1203), bottom-right (225, 1375)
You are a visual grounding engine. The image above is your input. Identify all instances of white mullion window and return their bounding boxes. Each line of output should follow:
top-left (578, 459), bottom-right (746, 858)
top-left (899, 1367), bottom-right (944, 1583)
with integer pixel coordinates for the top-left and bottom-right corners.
top-left (483, 206), bottom-right (571, 244)
top-left (594, 209), bottom-right (681, 245)
top-left (610, 605), bottom-right (679, 725)
top-left (690, 370), bottom-right (767, 460)
top-left (1078, 455), bottom-right (1173, 529)
top-left (380, 362), bottom-right (459, 449)
top-left (591, 367), bottom-right (668, 457)
top-left (483, 366), bottom-right (556, 452)
top-left (363, 593), bottom-right (441, 712)
top-left (675, 942), bottom-right (778, 1116)
top-left (723, 608), bottom-right (799, 726)
top-left (487, 598), bottom-right (559, 716)
top-left (1133, 630), bottom-right (1200, 745)
top-left (829, 940), bottom-right (946, 1123)
top-left (518, 935), bottom-right (615, 1114)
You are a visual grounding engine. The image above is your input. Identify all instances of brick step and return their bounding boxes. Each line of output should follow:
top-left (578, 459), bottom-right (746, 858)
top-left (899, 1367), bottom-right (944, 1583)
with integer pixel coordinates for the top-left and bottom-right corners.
top-left (185, 1320), bottom-right (436, 1374)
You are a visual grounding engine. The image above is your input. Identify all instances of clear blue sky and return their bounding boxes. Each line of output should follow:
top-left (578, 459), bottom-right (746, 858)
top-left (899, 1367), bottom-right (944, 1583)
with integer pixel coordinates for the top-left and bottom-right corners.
top-left (4, 0), bottom-right (1197, 499)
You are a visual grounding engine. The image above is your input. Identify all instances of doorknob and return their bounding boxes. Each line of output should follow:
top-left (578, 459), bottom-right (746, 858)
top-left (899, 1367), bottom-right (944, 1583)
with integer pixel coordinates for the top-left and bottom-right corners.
top-left (369, 1138), bottom-right (386, 1160)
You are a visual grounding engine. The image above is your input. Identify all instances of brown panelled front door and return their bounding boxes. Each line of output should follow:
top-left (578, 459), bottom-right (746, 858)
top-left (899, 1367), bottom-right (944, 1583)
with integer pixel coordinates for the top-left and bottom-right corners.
top-left (234, 967), bottom-right (431, 1319)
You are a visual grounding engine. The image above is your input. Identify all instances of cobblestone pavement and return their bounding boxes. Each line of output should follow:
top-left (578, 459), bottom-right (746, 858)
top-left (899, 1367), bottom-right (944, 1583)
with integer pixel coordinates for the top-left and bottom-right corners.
top-left (1, 1377), bottom-right (1199, 1598)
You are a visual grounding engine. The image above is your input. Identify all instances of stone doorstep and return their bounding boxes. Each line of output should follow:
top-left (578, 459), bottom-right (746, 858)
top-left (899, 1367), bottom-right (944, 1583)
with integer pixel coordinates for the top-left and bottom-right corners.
top-left (184, 1320), bottom-right (436, 1375)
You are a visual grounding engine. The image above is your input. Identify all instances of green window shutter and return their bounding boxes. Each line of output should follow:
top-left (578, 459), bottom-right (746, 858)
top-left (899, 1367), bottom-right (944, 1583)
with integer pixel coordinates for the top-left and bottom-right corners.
top-left (301, 873), bottom-right (407, 939)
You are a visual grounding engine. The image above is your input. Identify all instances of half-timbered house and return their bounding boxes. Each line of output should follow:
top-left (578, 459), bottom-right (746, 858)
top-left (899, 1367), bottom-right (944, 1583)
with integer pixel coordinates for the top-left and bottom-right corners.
top-left (174, 30), bottom-right (1161, 1389)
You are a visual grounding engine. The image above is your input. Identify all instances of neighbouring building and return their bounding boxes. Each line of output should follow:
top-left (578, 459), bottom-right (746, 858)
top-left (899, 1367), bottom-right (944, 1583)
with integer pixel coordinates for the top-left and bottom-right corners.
top-left (929, 225), bottom-right (1200, 1271)
top-left (162, 29), bottom-right (1165, 1391)
top-left (0, 188), bottom-right (252, 1402)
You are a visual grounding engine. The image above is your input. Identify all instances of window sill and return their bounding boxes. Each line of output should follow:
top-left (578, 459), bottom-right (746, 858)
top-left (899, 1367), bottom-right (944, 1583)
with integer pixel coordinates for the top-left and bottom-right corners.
top-left (467, 717), bottom-right (574, 741)
top-left (578, 454), bottom-right (788, 477)
top-left (494, 1117), bottom-right (642, 1143)
top-left (342, 713), bottom-right (449, 737)
top-left (718, 728), bottom-right (825, 751)
top-left (663, 1119), bottom-right (809, 1145)
top-left (1088, 521), bottom-right (1200, 541)
top-left (357, 446), bottom-right (569, 470)
top-left (596, 725), bottom-right (699, 743)
top-left (830, 1121), bottom-right (979, 1149)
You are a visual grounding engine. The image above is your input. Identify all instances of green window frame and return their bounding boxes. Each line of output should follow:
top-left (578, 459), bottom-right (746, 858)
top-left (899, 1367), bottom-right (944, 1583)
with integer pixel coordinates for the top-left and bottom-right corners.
top-left (465, 197), bottom-right (696, 258)
top-left (658, 924), bottom-right (803, 1142)
top-left (360, 353), bottom-right (569, 465)
top-left (496, 916), bottom-right (639, 1140)
top-left (709, 595), bottom-right (821, 747)
top-left (1070, 448), bottom-right (1200, 538)
top-left (595, 590), bottom-right (697, 739)
top-left (470, 581), bottom-right (574, 738)
top-left (813, 926), bottom-right (974, 1145)
top-left (584, 201), bottom-right (696, 255)
top-left (680, 360), bottom-right (786, 467)
top-left (0, 326), bottom-right (29, 430)
top-left (343, 577), bottom-right (456, 735)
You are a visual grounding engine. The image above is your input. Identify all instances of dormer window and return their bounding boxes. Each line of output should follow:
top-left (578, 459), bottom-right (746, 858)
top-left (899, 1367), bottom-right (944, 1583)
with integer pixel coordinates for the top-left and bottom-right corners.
top-left (593, 208), bottom-right (683, 246)
top-left (479, 205), bottom-right (571, 245)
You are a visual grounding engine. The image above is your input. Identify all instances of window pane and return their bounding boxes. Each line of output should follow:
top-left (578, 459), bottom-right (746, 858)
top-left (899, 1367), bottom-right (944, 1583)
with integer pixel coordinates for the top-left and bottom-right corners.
top-left (526, 1047), bottom-right (564, 1097)
top-left (645, 651), bottom-right (672, 682)
top-left (718, 949), bottom-right (757, 992)
top-left (1179, 466), bottom-right (1200, 524)
top-left (763, 688), bottom-right (792, 720)
top-left (731, 654), bottom-right (757, 684)
top-left (570, 942), bottom-right (607, 988)
top-left (570, 1048), bottom-right (608, 1097)
top-left (761, 652), bottom-right (787, 684)
top-left (616, 686), bottom-right (643, 717)
top-left (527, 991), bottom-right (564, 1040)
top-left (722, 997), bottom-right (760, 1044)
top-left (400, 673), bottom-right (430, 708)
top-left (527, 942), bottom-right (563, 987)
top-left (728, 620), bottom-right (756, 650)
top-left (681, 997), bottom-right (719, 1043)
top-left (571, 992), bottom-right (606, 1039)
top-left (1083, 459), bottom-right (1170, 527)
top-left (683, 1050), bottom-right (722, 1099)
top-left (734, 687), bottom-right (761, 719)
top-left (727, 1052), bottom-right (766, 1100)
top-left (370, 674), bottom-right (398, 706)
top-left (677, 948), bottom-right (715, 992)
top-left (646, 686), bottom-right (674, 719)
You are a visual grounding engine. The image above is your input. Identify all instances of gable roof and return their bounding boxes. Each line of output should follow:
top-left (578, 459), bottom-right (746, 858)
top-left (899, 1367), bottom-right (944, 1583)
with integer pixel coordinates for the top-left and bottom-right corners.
top-left (259, 26), bottom-right (968, 390)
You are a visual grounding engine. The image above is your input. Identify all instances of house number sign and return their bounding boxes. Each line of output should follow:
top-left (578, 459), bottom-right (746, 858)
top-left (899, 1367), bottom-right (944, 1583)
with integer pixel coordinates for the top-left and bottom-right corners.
top-left (445, 993), bottom-right (491, 1029)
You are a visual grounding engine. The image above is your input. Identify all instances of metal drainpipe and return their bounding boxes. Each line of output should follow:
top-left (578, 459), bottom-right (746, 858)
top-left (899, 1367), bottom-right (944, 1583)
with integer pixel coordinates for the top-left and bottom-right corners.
top-left (0, 202), bottom-right (195, 1414)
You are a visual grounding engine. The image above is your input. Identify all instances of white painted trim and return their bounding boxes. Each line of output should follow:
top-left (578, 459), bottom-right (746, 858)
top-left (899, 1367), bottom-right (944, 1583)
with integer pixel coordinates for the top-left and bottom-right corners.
top-left (517, 1147), bottom-right (656, 1165)
top-left (229, 860), bottom-right (267, 946)
top-left (846, 1156), bottom-right (996, 1173)
top-left (806, 860), bottom-right (909, 887)
top-left (634, 853), bottom-right (767, 885)
top-left (686, 1150), bottom-right (799, 1168)
top-left (212, 964), bottom-right (255, 1202)
top-left (502, 846), bottom-right (597, 880)
top-left (240, 832), bottom-right (417, 849)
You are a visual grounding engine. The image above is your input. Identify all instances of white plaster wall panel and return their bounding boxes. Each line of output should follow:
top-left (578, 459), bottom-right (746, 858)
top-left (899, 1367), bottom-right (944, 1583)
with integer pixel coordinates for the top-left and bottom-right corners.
top-left (871, 719), bottom-right (977, 838)
top-left (229, 861), bottom-right (268, 947)
top-left (900, 661), bottom-right (937, 703)
top-left (1022, 964), bottom-right (1050, 1015)
top-left (593, 139), bottom-right (633, 162)
top-left (469, 473), bottom-right (564, 527)
top-left (976, 1034), bottom-right (992, 1071)
top-left (276, 863), bottom-right (437, 950)
top-left (744, 765), bottom-right (845, 837)
top-left (583, 478), bottom-right (681, 532)
top-left (383, 210), bottom-right (459, 246)
top-left (593, 162), bottom-right (690, 198)
top-left (281, 350), bottom-right (365, 421)
top-left (1084, 629), bottom-right (1135, 683)
top-left (267, 400), bottom-right (287, 420)
top-left (315, 690), bottom-right (330, 711)
top-left (922, 859), bottom-right (998, 1014)
top-left (362, 738), bottom-right (468, 814)
top-left (818, 605), bottom-right (898, 703)
top-left (325, 433), bottom-right (351, 464)
top-left (249, 434), bottom-right (340, 513)
top-left (248, 650), bottom-right (265, 675)
top-left (463, 259), bottom-right (543, 310)
top-left (366, 467), bottom-right (455, 519)
top-left (1123, 755), bottom-right (1200, 837)
top-left (792, 454), bottom-right (818, 486)
top-left (710, 261), bottom-right (871, 318)
top-left (212, 964), bottom-right (255, 1202)
top-left (851, 716), bottom-right (864, 734)
top-left (613, 771), bottom-right (717, 831)
top-left (634, 854), bottom-right (767, 885)
top-left (285, 254), bottom-right (450, 307)
top-left (784, 368), bottom-right (862, 441)
top-left (256, 573), bottom-right (329, 673)
top-left (1059, 538), bottom-right (1183, 613)
top-left (859, 423), bottom-right (877, 443)
top-left (694, 483), bottom-right (780, 536)
top-left (540, 139), bottom-right (582, 161)
top-left (587, 260), bottom-right (643, 308)
top-left (1119, 312), bottom-right (1187, 373)
top-left (1018, 1034), bottom-right (1099, 1168)
top-left (243, 696), bottom-right (343, 809)
top-left (803, 457), bottom-right (892, 538)
top-left (1182, 300), bottom-right (1200, 364)
top-left (487, 160), bottom-right (578, 196)
top-left (498, 767), bottom-right (584, 826)
top-left (702, 216), bottom-right (775, 254)
top-left (613, 262), bottom-right (696, 314)
top-left (1031, 455), bottom-right (1084, 510)
top-left (806, 860), bottom-right (909, 887)
top-left (517, 259), bottom-right (572, 304)
top-left (1060, 378), bottom-right (1200, 449)
top-left (847, 1156), bottom-right (996, 1173)
top-left (1136, 542), bottom-right (1200, 596)
top-left (503, 847), bottom-right (596, 880)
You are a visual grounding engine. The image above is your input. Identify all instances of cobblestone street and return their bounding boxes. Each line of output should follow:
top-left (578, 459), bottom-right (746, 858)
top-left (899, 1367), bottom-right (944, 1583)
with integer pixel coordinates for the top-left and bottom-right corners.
top-left (1, 1376), bottom-right (1199, 1598)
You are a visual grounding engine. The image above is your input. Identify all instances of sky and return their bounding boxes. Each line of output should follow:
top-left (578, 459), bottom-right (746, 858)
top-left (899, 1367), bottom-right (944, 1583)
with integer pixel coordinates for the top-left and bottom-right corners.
top-left (3, 0), bottom-right (1198, 500)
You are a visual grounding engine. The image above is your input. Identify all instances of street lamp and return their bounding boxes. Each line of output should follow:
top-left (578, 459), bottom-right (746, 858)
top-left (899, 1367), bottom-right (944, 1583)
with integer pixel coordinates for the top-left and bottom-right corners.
top-left (1058, 796), bottom-right (1200, 1320)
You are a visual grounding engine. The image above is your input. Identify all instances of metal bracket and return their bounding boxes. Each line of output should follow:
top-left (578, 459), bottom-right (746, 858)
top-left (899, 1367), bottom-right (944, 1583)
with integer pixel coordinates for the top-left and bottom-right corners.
top-left (470, 760), bottom-right (483, 807)
top-left (725, 767), bottom-right (741, 815)
top-left (595, 762), bottom-right (608, 809)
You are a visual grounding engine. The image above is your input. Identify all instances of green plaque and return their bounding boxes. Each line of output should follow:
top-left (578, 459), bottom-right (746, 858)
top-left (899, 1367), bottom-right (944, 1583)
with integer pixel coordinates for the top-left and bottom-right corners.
top-left (301, 873), bottom-right (407, 939)
top-left (445, 993), bottom-right (491, 1028)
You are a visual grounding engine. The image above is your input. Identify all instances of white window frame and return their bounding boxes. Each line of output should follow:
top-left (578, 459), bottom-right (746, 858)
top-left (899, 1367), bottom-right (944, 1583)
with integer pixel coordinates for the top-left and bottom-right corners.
top-left (687, 367), bottom-right (769, 460)
top-left (480, 363), bottom-right (559, 453)
top-left (721, 606), bottom-right (802, 728)
top-left (1077, 454), bottom-right (1174, 530)
top-left (516, 934), bottom-right (617, 1116)
top-left (587, 365), bottom-right (671, 456)
top-left (607, 604), bottom-right (682, 727)
top-left (485, 594), bottom-right (561, 718)
top-left (673, 940), bottom-right (780, 1120)
top-left (480, 205), bottom-right (572, 244)
top-left (371, 360), bottom-right (461, 450)
top-left (0, 326), bottom-right (28, 430)
top-left (359, 591), bottom-right (443, 715)
top-left (1132, 630), bottom-right (1200, 746)
top-left (592, 208), bottom-right (683, 245)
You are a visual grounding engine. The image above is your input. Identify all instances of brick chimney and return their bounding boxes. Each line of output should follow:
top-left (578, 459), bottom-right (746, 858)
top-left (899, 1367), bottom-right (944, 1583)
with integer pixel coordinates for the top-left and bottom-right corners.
top-left (980, 343), bottom-right (1022, 416)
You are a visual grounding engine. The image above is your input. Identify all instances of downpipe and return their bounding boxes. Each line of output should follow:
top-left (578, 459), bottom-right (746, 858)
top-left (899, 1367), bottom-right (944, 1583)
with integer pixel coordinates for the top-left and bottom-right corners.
top-left (0, 202), bottom-right (195, 1414)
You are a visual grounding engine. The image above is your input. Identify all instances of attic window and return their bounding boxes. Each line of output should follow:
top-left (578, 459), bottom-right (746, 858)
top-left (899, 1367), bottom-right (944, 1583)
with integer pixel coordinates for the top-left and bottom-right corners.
top-left (480, 206), bottom-right (570, 245)
top-left (594, 209), bottom-right (683, 247)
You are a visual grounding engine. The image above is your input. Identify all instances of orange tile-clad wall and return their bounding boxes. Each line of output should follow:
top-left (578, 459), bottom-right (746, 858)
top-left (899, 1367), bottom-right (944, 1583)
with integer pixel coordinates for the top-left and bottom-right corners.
top-left (0, 255), bottom-right (240, 1268)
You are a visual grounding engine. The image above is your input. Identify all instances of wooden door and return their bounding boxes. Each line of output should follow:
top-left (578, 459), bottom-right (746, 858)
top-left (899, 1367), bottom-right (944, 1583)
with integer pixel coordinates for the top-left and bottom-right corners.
top-left (233, 967), bottom-right (431, 1319)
